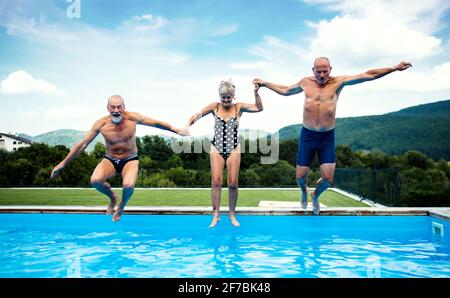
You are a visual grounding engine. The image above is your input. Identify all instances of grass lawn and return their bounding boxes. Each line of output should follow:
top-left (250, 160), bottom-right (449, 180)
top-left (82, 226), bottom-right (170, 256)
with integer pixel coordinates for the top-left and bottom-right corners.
top-left (0, 188), bottom-right (368, 207)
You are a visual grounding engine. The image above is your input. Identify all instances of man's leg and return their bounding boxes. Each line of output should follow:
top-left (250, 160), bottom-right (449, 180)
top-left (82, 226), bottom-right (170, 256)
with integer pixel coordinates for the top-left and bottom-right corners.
top-left (90, 159), bottom-right (119, 215)
top-left (226, 146), bottom-right (241, 227)
top-left (296, 166), bottom-right (310, 209)
top-left (312, 163), bottom-right (335, 215)
top-left (113, 160), bottom-right (139, 222)
top-left (209, 146), bottom-right (225, 228)
top-left (296, 127), bottom-right (314, 209)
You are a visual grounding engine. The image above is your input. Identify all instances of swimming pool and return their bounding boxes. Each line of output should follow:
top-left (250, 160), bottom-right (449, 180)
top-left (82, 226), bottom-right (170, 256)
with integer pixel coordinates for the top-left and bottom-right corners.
top-left (0, 214), bottom-right (449, 277)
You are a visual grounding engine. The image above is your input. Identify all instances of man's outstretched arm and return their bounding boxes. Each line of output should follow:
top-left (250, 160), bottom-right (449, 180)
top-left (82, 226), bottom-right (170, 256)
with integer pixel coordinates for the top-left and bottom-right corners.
top-left (252, 78), bottom-right (303, 96)
top-left (341, 61), bottom-right (412, 86)
top-left (134, 113), bottom-right (189, 136)
top-left (50, 121), bottom-right (102, 179)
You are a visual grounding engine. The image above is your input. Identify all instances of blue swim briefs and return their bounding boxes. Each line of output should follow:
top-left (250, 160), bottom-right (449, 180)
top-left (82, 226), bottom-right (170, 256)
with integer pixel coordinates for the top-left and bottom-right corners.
top-left (296, 127), bottom-right (336, 166)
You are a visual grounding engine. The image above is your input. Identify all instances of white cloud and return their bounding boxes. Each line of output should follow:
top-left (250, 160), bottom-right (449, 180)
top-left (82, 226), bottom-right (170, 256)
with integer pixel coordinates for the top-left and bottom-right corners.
top-left (247, 1), bottom-right (450, 68)
top-left (301, 0), bottom-right (450, 65)
top-left (17, 104), bottom-right (102, 122)
top-left (238, 0), bottom-right (450, 89)
top-left (18, 109), bottom-right (41, 119)
top-left (249, 36), bottom-right (306, 64)
top-left (121, 14), bottom-right (168, 32)
top-left (306, 14), bottom-right (442, 63)
top-left (231, 36), bottom-right (311, 81)
top-left (229, 61), bottom-right (272, 70)
top-left (364, 61), bottom-right (450, 92)
top-left (1, 0), bottom-right (449, 137)
top-left (0, 11), bottom-right (240, 70)
top-left (13, 103), bottom-right (104, 136)
top-left (43, 104), bottom-right (101, 121)
top-left (1, 70), bottom-right (65, 96)
top-left (304, 0), bottom-right (450, 34)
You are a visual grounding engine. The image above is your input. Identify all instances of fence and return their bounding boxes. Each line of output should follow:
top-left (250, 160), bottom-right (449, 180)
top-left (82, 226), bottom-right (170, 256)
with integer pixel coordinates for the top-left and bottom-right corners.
top-left (333, 168), bottom-right (401, 206)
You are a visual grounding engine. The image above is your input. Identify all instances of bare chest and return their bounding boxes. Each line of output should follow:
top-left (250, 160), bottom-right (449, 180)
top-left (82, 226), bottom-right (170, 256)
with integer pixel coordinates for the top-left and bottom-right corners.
top-left (100, 121), bottom-right (136, 144)
top-left (303, 83), bottom-right (339, 102)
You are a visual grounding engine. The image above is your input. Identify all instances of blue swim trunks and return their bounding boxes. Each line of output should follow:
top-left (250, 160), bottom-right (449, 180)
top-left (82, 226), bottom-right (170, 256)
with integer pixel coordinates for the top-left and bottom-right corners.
top-left (296, 127), bottom-right (336, 166)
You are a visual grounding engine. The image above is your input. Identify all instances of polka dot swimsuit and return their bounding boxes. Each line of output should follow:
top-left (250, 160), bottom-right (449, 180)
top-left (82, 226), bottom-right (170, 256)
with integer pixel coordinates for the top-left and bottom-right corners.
top-left (211, 104), bottom-right (239, 161)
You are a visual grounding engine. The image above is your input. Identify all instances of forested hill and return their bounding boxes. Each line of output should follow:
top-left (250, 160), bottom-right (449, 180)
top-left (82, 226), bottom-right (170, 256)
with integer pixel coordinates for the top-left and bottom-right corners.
top-left (386, 100), bottom-right (450, 117)
top-left (277, 100), bottom-right (450, 160)
top-left (16, 100), bottom-right (450, 160)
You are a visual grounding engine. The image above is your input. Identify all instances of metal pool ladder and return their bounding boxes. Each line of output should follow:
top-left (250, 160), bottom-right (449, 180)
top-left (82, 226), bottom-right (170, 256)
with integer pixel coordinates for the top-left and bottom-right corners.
top-left (432, 222), bottom-right (444, 236)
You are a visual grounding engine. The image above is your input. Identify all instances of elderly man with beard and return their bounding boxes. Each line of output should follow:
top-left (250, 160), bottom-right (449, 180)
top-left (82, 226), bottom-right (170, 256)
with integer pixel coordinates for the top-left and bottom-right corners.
top-left (51, 95), bottom-right (189, 221)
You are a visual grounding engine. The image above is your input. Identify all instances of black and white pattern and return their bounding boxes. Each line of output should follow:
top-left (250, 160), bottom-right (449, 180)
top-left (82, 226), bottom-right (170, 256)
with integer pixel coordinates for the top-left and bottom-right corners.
top-left (211, 106), bottom-right (239, 156)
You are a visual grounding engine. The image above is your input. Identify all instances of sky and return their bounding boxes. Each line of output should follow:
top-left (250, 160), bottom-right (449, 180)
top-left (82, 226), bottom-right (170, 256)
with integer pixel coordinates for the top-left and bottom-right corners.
top-left (1, 0), bottom-right (450, 137)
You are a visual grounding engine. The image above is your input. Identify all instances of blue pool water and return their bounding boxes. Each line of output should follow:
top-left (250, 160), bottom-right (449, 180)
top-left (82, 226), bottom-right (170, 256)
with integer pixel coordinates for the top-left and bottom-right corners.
top-left (0, 214), bottom-right (449, 278)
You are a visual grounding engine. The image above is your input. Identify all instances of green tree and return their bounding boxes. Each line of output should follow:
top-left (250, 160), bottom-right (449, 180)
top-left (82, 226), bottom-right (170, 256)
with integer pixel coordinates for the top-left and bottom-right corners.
top-left (403, 150), bottom-right (434, 170)
top-left (59, 152), bottom-right (97, 186)
top-left (365, 150), bottom-right (389, 169)
top-left (251, 160), bottom-right (296, 186)
top-left (279, 139), bottom-right (299, 166)
top-left (436, 159), bottom-right (450, 179)
top-left (163, 155), bottom-right (183, 169)
top-left (145, 173), bottom-right (176, 187)
top-left (336, 144), bottom-right (354, 168)
top-left (239, 168), bottom-right (261, 187)
top-left (33, 166), bottom-right (55, 186)
top-left (91, 142), bottom-right (106, 161)
top-left (139, 136), bottom-right (173, 166)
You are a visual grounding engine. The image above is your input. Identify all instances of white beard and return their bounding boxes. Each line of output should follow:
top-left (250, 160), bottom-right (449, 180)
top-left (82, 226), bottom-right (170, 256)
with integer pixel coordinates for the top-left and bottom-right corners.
top-left (111, 114), bottom-right (123, 124)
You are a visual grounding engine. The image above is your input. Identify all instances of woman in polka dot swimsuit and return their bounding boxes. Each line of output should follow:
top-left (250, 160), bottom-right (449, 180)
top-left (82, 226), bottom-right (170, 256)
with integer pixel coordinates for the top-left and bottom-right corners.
top-left (186, 79), bottom-right (263, 228)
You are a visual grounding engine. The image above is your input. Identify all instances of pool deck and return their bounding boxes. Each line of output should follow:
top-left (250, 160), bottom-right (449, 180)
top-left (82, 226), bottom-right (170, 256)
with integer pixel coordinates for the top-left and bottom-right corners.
top-left (1, 206), bottom-right (450, 220)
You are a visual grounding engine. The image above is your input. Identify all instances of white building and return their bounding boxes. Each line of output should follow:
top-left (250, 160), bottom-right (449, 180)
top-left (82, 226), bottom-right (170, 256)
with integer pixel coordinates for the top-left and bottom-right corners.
top-left (0, 133), bottom-right (33, 152)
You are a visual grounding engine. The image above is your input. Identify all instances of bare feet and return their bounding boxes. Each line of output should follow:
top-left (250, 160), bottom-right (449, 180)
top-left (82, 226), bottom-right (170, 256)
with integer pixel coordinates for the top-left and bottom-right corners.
top-left (300, 189), bottom-right (308, 209)
top-left (106, 192), bottom-right (119, 215)
top-left (112, 206), bottom-right (124, 222)
top-left (229, 214), bottom-right (240, 227)
top-left (112, 199), bottom-right (127, 222)
top-left (311, 189), bottom-right (320, 215)
top-left (208, 215), bottom-right (220, 228)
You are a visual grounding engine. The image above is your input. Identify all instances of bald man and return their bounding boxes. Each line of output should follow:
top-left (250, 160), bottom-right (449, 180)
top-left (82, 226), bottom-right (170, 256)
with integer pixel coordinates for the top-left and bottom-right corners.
top-left (253, 58), bottom-right (411, 215)
top-left (51, 95), bottom-right (189, 221)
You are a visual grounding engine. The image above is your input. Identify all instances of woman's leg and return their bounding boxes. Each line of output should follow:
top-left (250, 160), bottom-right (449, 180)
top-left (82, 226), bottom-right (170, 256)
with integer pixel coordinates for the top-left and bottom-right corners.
top-left (226, 145), bottom-right (241, 227)
top-left (210, 145), bottom-right (225, 228)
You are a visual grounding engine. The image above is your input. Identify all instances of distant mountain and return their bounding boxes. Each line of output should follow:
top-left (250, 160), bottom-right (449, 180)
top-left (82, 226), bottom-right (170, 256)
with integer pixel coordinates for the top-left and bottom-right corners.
top-left (31, 129), bottom-right (104, 151)
top-left (22, 127), bottom-right (272, 152)
top-left (277, 99), bottom-right (450, 160)
top-left (18, 100), bottom-right (450, 159)
top-left (17, 133), bottom-right (33, 142)
top-left (277, 124), bottom-right (304, 140)
top-left (386, 100), bottom-right (450, 118)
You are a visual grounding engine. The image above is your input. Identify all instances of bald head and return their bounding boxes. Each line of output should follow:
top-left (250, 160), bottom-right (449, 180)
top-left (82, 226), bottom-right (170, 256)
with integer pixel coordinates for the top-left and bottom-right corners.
top-left (108, 95), bottom-right (125, 106)
top-left (313, 57), bottom-right (331, 68)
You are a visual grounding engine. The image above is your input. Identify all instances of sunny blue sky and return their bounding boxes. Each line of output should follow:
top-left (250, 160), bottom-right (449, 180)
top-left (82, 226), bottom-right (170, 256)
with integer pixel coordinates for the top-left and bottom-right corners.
top-left (1, 0), bottom-right (450, 137)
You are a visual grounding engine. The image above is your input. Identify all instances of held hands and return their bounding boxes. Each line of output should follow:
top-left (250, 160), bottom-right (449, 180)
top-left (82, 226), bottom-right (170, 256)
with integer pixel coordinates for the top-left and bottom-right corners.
top-left (252, 78), bottom-right (266, 87)
top-left (394, 61), bottom-right (412, 71)
top-left (50, 164), bottom-right (64, 179)
top-left (254, 83), bottom-right (260, 93)
top-left (177, 125), bottom-right (190, 137)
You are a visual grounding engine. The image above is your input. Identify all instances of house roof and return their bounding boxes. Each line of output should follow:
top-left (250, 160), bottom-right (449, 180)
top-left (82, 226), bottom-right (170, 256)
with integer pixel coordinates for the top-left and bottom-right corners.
top-left (0, 133), bottom-right (33, 144)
